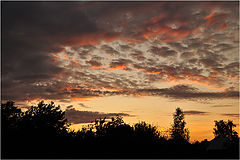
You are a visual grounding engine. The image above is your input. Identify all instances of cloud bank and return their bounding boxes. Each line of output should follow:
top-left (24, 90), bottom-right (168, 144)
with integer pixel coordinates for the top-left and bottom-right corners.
top-left (2, 2), bottom-right (239, 103)
top-left (65, 108), bottom-right (131, 124)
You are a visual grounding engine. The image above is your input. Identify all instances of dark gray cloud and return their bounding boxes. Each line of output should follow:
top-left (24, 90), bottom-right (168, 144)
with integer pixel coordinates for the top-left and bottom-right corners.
top-left (187, 58), bottom-right (198, 64)
top-left (78, 103), bottom-right (90, 108)
top-left (210, 104), bottom-right (233, 108)
top-left (131, 50), bottom-right (145, 61)
top-left (180, 52), bottom-right (196, 59)
top-left (169, 42), bottom-right (188, 52)
top-left (199, 58), bottom-right (222, 68)
top-left (65, 108), bottom-right (131, 124)
top-left (220, 113), bottom-right (239, 118)
top-left (101, 45), bottom-right (119, 56)
top-left (224, 62), bottom-right (239, 78)
top-left (213, 43), bottom-right (235, 53)
top-left (119, 44), bottom-right (132, 51)
top-left (132, 85), bottom-right (239, 100)
top-left (148, 46), bottom-right (177, 58)
top-left (109, 58), bottom-right (132, 70)
top-left (2, 2), bottom-right (102, 101)
top-left (86, 60), bottom-right (103, 68)
top-left (66, 105), bottom-right (74, 109)
top-left (183, 110), bottom-right (208, 115)
top-left (133, 63), bottom-right (204, 83)
top-left (1, 80), bottom-right (106, 101)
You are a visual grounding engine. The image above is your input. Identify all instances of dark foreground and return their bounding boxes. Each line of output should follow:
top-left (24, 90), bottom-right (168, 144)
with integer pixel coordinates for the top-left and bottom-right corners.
top-left (2, 135), bottom-right (239, 159)
top-left (1, 101), bottom-right (239, 159)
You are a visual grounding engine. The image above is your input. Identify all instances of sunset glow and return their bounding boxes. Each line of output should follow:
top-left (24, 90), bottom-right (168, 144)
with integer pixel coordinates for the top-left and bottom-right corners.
top-left (2, 1), bottom-right (239, 142)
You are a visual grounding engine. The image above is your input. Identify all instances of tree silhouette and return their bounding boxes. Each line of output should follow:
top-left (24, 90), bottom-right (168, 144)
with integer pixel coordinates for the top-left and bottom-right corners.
top-left (170, 107), bottom-right (190, 141)
top-left (1, 101), bottom-right (239, 159)
top-left (1, 101), bottom-right (23, 130)
top-left (1, 101), bottom-right (71, 158)
top-left (134, 121), bottom-right (161, 143)
top-left (213, 120), bottom-right (238, 141)
top-left (22, 101), bottom-right (69, 133)
top-left (94, 116), bottom-right (133, 141)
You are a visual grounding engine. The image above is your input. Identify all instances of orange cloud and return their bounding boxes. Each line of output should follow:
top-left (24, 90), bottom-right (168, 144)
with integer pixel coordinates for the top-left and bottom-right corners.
top-left (124, 38), bottom-right (142, 44)
top-left (180, 75), bottom-right (226, 90)
top-left (133, 65), bottom-right (161, 75)
top-left (109, 64), bottom-right (127, 70)
top-left (146, 71), bottom-right (161, 75)
top-left (143, 22), bottom-right (194, 42)
top-left (65, 32), bottom-right (143, 47)
top-left (191, 79), bottom-right (226, 90)
top-left (52, 54), bottom-right (79, 65)
top-left (64, 55), bottom-right (69, 59)
top-left (148, 13), bottom-right (166, 24)
top-left (71, 96), bottom-right (98, 101)
top-left (90, 65), bottom-right (105, 69)
top-left (203, 12), bottom-right (228, 27)
top-left (99, 87), bottom-right (120, 92)
top-left (203, 12), bottom-right (215, 20)
top-left (50, 55), bottom-right (61, 64)
top-left (143, 26), bottom-right (169, 40)
top-left (164, 78), bottom-right (226, 91)
top-left (163, 28), bottom-right (190, 42)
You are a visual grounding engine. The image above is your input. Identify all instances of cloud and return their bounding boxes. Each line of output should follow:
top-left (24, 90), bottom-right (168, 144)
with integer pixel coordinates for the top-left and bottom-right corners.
top-left (78, 103), bottom-right (90, 108)
top-left (1, 2), bottom-right (238, 103)
top-left (109, 59), bottom-right (132, 70)
top-left (180, 52), bottom-right (196, 59)
top-left (148, 46), bottom-right (177, 58)
top-left (66, 105), bottom-right (74, 109)
top-left (220, 113), bottom-right (239, 118)
top-left (86, 60), bottom-right (104, 69)
top-left (183, 110), bottom-right (208, 115)
top-left (199, 58), bottom-right (221, 68)
top-left (224, 62), bottom-right (239, 78)
top-left (2, 2), bottom-right (104, 101)
top-left (65, 108), bottom-right (131, 124)
top-left (101, 45), bottom-right (120, 56)
top-left (119, 44), bottom-right (132, 51)
top-left (131, 85), bottom-right (239, 100)
top-left (131, 50), bottom-right (145, 61)
top-left (203, 12), bottom-right (228, 29)
top-left (210, 104), bottom-right (233, 108)
top-left (57, 99), bottom-right (71, 103)
top-left (1, 80), bottom-right (108, 101)
top-left (169, 42), bottom-right (188, 52)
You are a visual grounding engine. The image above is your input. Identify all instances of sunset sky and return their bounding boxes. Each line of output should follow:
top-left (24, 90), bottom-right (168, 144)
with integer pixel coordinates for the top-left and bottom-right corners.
top-left (2, 1), bottom-right (239, 142)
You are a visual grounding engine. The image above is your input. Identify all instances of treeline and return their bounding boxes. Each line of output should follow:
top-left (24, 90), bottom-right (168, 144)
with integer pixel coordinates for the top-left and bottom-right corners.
top-left (1, 101), bottom-right (239, 159)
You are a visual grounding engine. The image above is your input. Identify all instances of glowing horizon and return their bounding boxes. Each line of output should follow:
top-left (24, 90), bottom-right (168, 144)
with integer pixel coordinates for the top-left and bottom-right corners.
top-left (2, 1), bottom-right (239, 142)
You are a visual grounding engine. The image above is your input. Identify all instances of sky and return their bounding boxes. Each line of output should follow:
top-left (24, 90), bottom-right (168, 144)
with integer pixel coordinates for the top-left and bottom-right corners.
top-left (2, 1), bottom-right (239, 141)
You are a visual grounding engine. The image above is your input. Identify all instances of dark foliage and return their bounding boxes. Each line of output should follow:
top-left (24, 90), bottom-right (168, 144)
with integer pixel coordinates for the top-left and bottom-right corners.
top-left (1, 101), bottom-right (239, 159)
top-left (213, 120), bottom-right (238, 141)
top-left (1, 101), bottom-right (22, 130)
top-left (170, 107), bottom-right (190, 141)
